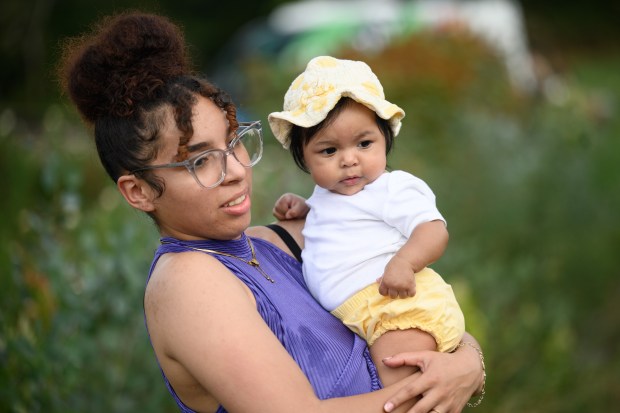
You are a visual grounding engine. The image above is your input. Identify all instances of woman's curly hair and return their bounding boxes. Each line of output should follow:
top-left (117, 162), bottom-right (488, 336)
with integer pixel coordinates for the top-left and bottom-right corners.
top-left (58, 12), bottom-right (237, 196)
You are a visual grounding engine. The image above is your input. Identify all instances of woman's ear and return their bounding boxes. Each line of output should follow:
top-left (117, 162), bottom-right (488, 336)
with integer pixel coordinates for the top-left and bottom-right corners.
top-left (117, 175), bottom-right (156, 212)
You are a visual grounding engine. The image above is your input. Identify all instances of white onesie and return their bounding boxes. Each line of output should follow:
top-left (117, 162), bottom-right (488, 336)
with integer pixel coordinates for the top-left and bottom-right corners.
top-left (302, 170), bottom-right (445, 311)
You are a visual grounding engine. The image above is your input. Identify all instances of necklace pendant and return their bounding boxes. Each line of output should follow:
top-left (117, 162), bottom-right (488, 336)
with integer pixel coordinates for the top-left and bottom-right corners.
top-left (260, 269), bottom-right (276, 283)
top-left (247, 247), bottom-right (275, 283)
top-left (163, 238), bottom-right (275, 283)
top-left (249, 258), bottom-right (275, 283)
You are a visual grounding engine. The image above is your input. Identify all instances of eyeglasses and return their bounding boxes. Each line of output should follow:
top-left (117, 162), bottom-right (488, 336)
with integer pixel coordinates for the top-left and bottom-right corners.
top-left (131, 120), bottom-right (263, 189)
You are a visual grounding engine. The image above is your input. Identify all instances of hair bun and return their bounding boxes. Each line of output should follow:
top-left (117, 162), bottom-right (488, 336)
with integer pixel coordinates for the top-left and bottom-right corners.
top-left (60, 12), bottom-right (191, 123)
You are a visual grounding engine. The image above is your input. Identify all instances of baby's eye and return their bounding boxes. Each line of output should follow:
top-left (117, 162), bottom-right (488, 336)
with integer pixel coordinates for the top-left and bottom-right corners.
top-left (321, 147), bottom-right (337, 155)
top-left (359, 140), bottom-right (373, 148)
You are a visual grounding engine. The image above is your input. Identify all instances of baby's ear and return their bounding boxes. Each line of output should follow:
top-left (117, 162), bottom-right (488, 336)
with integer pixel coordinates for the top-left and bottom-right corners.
top-left (117, 175), bottom-right (156, 212)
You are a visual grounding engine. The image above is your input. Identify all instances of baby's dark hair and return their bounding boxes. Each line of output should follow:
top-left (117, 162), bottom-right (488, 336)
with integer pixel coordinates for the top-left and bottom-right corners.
top-left (288, 97), bottom-right (394, 173)
top-left (58, 12), bottom-right (237, 196)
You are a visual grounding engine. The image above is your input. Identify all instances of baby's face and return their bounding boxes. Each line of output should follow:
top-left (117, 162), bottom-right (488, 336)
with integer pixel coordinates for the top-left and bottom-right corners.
top-left (303, 101), bottom-right (387, 196)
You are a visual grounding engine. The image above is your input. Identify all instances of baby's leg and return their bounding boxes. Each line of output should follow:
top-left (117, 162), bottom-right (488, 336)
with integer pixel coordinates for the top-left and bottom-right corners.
top-left (370, 328), bottom-right (437, 387)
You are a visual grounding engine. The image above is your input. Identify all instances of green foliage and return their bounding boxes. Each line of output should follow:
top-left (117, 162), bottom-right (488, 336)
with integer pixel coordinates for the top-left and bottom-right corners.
top-left (392, 49), bottom-right (620, 411)
top-left (1, 29), bottom-right (619, 413)
top-left (0, 108), bottom-right (174, 412)
top-left (244, 33), bottom-right (620, 412)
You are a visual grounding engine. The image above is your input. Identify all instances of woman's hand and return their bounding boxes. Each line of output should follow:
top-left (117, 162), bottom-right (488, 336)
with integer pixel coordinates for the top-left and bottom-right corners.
top-left (382, 338), bottom-right (485, 413)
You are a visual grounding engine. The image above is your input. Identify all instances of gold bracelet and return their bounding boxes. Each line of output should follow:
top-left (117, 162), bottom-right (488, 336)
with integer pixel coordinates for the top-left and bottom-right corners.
top-left (455, 341), bottom-right (486, 408)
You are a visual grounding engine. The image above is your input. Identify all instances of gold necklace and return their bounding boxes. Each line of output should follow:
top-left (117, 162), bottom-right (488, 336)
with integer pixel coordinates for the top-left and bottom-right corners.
top-left (161, 237), bottom-right (275, 283)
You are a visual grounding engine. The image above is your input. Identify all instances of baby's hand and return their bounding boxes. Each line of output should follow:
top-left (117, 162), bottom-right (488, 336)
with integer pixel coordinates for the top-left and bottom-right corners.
top-left (377, 255), bottom-right (417, 298)
top-left (272, 193), bottom-right (310, 220)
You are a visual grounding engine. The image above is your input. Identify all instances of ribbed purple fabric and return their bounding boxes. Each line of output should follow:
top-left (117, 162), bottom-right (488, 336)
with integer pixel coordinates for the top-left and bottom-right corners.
top-left (145, 233), bottom-right (382, 413)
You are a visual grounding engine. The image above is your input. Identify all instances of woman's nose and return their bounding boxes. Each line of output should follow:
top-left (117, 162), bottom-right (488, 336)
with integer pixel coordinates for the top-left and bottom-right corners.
top-left (222, 152), bottom-right (247, 184)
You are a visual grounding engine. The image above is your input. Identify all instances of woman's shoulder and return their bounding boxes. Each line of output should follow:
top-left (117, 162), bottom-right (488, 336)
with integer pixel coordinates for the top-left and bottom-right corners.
top-left (246, 225), bottom-right (282, 246)
top-left (144, 250), bottom-right (269, 413)
top-left (146, 250), bottom-right (255, 315)
top-left (247, 220), bottom-right (305, 256)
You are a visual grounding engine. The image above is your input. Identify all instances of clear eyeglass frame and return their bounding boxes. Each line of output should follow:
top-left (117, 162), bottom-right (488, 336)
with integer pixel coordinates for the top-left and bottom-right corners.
top-left (131, 120), bottom-right (263, 189)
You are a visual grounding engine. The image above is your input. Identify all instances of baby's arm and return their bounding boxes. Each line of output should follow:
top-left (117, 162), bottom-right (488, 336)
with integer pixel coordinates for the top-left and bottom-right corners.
top-left (378, 220), bottom-right (449, 298)
top-left (273, 193), bottom-right (310, 220)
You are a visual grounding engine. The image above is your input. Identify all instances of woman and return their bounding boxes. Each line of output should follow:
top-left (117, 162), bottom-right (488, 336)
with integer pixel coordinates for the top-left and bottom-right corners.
top-left (58, 11), bottom-right (485, 413)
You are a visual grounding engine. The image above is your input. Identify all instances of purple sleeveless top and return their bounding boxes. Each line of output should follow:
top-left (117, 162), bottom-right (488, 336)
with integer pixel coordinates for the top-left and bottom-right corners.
top-left (146, 233), bottom-right (381, 413)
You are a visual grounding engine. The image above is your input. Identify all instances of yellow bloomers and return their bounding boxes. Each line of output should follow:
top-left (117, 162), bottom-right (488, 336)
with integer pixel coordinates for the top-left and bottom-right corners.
top-left (331, 267), bottom-right (465, 351)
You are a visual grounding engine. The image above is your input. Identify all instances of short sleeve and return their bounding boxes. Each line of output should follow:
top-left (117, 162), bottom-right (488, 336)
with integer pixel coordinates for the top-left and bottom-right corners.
top-left (382, 170), bottom-right (446, 236)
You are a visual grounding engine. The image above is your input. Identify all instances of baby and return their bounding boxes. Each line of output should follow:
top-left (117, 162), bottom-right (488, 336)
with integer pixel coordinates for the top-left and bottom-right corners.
top-left (269, 56), bottom-right (465, 386)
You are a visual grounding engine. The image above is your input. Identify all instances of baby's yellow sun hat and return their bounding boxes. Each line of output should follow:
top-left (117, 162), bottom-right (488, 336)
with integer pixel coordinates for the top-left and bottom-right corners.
top-left (268, 56), bottom-right (405, 148)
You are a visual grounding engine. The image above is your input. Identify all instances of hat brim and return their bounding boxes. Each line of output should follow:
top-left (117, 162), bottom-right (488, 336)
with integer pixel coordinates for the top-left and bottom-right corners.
top-left (269, 90), bottom-right (405, 149)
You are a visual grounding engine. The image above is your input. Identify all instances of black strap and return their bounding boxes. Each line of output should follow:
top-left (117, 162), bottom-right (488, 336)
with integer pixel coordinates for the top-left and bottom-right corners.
top-left (266, 224), bottom-right (303, 263)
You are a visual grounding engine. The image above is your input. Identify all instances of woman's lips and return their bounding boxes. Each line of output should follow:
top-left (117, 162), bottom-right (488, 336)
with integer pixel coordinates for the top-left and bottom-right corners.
top-left (225, 194), bottom-right (246, 207)
top-left (222, 193), bottom-right (251, 215)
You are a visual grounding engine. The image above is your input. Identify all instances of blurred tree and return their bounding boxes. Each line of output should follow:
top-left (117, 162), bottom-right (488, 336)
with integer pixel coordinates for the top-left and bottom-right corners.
top-left (1, 0), bottom-right (618, 118)
top-left (520, 0), bottom-right (620, 79)
top-left (0, 0), bottom-right (292, 117)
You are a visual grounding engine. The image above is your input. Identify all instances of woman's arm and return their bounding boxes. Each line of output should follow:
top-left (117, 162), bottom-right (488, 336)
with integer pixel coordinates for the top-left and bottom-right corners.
top-left (147, 251), bottom-right (320, 411)
top-left (247, 218), bottom-right (306, 254)
top-left (381, 332), bottom-right (486, 413)
top-left (247, 225), bottom-right (484, 413)
top-left (146, 250), bottom-right (416, 413)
